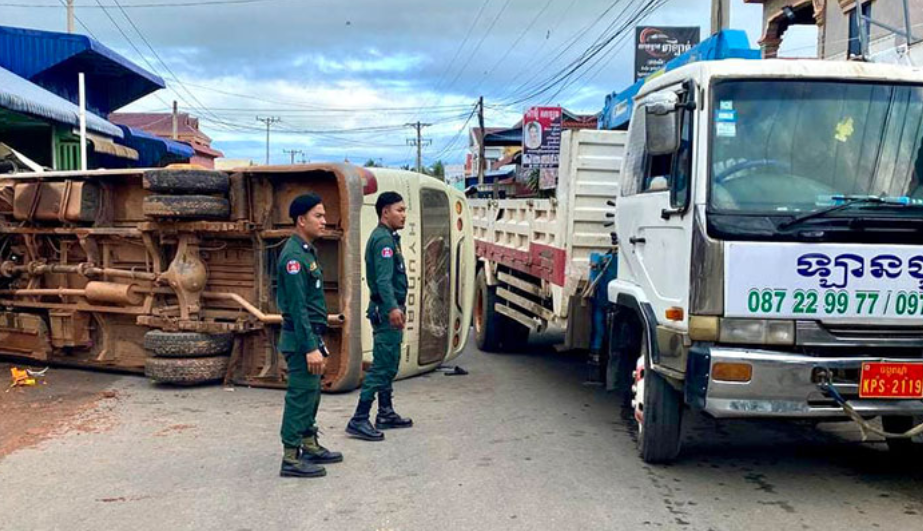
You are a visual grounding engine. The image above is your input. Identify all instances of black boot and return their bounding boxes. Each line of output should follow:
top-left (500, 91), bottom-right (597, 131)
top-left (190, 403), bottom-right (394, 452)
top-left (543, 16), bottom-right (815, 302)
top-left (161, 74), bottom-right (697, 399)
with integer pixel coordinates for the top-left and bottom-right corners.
top-left (376, 391), bottom-right (413, 429)
top-left (346, 399), bottom-right (385, 441)
top-left (280, 447), bottom-right (326, 478)
top-left (301, 433), bottom-right (344, 464)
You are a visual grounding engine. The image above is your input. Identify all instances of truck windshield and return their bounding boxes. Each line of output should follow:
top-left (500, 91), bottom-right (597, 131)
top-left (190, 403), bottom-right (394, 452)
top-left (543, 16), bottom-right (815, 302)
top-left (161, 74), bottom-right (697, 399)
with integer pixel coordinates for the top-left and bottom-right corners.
top-left (709, 80), bottom-right (923, 217)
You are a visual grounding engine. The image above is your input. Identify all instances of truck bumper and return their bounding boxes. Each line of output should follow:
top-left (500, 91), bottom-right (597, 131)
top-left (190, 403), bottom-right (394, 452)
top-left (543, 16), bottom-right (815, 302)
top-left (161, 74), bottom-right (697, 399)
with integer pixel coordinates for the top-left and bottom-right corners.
top-left (686, 346), bottom-right (923, 419)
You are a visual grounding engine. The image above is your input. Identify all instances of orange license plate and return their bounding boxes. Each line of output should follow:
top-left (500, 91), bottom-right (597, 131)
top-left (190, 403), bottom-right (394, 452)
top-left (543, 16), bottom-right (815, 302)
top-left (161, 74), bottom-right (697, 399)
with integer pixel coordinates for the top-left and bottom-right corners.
top-left (859, 362), bottom-right (923, 399)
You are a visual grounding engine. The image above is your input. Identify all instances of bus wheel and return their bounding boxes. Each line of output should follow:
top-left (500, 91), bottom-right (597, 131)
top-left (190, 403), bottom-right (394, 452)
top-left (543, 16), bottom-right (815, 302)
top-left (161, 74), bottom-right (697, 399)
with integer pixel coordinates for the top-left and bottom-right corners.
top-left (143, 195), bottom-right (230, 220)
top-left (143, 330), bottom-right (233, 358)
top-left (145, 356), bottom-right (229, 386)
top-left (633, 334), bottom-right (683, 464)
top-left (475, 269), bottom-right (503, 352)
top-left (143, 168), bottom-right (230, 195)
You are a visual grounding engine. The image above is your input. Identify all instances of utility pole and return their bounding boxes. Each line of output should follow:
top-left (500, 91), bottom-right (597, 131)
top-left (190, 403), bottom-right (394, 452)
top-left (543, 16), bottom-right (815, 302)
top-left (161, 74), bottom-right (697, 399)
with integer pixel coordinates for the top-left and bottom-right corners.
top-left (405, 121), bottom-right (431, 174)
top-left (477, 96), bottom-right (486, 186)
top-left (283, 149), bottom-right (304, 165)
top-left (172, 101), bottom-right (178, 140)
top-left (66, 0), bottom-right (75, 34)
top-left (710, 0), bottom-right (730, 35)
top-left (256, 116), bottom-right (281, 165)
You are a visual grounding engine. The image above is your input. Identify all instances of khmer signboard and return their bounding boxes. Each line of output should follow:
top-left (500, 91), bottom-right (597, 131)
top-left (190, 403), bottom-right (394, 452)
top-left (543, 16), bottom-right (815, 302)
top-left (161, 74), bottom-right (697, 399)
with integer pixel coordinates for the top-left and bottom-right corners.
top-left (521, 106), bottom-right (562, 190)
top-left (635, 26), bottom-right (699, 81)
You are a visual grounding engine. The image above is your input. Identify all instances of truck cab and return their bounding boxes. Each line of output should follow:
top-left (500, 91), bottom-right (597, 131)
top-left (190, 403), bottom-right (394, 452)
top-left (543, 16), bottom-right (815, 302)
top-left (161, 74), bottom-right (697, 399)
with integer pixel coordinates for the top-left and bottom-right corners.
top-left (610, 59), bottom-right (923, 462)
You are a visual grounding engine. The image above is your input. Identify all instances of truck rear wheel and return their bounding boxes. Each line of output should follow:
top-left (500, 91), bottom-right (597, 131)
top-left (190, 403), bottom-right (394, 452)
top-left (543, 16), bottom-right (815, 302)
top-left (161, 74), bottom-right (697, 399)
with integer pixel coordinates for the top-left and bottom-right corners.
top-left (143, 330), bottom-right (233, 358)
top-left (501, 321), bottom-right (530, 351)
top-left (145, 356), bottom-right (229, 385)
top-left (143, 168), bottom-right (229, 195)
top-left (475, 268), bottom-right (504, 352)
top-left (633, 335), bottom-right (683, 464)
top-left (143, 195), bottom-right (230, 219)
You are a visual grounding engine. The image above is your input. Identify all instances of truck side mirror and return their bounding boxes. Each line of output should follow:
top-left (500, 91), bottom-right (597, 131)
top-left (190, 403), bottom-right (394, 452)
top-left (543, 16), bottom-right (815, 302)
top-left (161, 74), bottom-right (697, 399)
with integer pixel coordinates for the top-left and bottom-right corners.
top-left (645, 108), bottom-right (680, 156)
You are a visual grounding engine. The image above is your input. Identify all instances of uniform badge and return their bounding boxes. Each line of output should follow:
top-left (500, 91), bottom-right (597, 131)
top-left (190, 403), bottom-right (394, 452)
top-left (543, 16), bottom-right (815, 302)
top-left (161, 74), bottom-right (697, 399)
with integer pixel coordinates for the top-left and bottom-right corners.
top-left (381, 247), bottom-right (394, 258)
top-left (286, 260), bottom-right (301, 274)
top-left (309, 262), bottom-right (318, 272)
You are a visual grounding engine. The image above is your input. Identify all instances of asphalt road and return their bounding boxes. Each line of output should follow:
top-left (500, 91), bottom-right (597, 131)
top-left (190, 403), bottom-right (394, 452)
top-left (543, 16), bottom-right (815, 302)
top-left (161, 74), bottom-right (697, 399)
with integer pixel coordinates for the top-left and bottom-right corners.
top-left (2, 335), bottom-right (923, 531)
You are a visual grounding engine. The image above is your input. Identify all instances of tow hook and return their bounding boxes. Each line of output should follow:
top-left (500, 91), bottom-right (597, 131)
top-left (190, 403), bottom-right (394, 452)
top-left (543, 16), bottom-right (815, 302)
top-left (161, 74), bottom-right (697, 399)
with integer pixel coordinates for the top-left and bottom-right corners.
top-left (815, 366), bottom-right (923, 442)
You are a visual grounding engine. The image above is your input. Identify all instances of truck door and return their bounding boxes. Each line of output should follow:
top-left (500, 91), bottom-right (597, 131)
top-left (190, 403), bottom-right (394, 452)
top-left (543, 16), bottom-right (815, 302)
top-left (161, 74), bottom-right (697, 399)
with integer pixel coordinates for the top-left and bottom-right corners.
top-left (617, 84), bottom-right (696, 331)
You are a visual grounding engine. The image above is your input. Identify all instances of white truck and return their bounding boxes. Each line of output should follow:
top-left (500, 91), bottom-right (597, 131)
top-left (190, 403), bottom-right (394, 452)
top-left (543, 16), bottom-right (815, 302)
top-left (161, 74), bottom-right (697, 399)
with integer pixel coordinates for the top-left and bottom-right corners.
top-left (475, 44), bottom-right (923, 463)
top-left (470, 128), bottom-right (622, 355)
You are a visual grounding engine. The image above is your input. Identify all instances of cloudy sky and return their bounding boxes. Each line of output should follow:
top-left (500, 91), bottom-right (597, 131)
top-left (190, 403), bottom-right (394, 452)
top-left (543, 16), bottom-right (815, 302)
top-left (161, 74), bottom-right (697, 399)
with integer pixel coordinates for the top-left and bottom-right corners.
top-left (1, 0), bottom-right (815, 167)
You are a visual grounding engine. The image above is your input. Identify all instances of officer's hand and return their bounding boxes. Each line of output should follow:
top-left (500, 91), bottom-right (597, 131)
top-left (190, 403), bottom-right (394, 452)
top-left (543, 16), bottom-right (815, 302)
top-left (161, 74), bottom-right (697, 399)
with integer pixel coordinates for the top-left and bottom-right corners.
top-left (389, 308), bottom-right (405, 330)
top-left (306, 350), bottom-right (325, 375)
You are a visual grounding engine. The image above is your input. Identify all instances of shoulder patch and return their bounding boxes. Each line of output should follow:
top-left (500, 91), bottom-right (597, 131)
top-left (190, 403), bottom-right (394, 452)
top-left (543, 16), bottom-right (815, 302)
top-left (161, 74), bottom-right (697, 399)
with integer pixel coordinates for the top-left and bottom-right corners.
top-left (309, 261), bottom-right (318, 271)
top-left (286, 260), bottom-right (302, 274)
top-left (381, 247), bottom-right (394, 258)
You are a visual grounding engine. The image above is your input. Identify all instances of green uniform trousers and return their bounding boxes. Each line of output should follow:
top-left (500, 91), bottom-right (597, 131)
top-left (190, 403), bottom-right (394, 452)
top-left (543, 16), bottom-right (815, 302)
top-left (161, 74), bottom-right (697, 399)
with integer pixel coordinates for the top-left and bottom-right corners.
top-left (280, 350), bottom-right (321, 448)
top-left (359, 322), bottom-right (403, 402)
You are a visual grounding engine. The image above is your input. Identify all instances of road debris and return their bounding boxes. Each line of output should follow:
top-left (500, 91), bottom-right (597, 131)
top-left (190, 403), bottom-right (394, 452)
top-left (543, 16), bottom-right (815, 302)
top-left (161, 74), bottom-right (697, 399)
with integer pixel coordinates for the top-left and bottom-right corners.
top-left (6, 366), bottom-right (49, 391)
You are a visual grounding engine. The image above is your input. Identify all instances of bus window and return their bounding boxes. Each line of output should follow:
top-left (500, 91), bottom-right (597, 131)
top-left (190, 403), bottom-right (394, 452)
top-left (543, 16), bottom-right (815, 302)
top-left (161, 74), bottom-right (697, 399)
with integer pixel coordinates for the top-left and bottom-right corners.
top-left (419, 187), bottom-right (451, 365)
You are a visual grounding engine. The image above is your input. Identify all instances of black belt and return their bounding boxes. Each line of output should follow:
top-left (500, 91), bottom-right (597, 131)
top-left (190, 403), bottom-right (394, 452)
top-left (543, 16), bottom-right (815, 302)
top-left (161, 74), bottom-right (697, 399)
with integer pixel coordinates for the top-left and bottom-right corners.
top-left (282, 321), bottom-right (328, 335)
top-left (370, 294), bottom-right (406, 306)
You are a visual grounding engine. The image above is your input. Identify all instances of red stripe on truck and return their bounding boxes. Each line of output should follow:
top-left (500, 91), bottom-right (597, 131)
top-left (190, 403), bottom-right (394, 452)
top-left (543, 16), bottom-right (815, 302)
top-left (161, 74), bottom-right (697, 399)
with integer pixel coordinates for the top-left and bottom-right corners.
top-left (476, 240), bottom-right (566, 287)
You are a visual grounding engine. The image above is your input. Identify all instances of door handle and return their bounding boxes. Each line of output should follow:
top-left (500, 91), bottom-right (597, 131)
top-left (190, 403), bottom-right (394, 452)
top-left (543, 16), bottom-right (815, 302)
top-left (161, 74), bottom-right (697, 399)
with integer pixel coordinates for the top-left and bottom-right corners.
top-left (629, 236), bottom-right (646, 245)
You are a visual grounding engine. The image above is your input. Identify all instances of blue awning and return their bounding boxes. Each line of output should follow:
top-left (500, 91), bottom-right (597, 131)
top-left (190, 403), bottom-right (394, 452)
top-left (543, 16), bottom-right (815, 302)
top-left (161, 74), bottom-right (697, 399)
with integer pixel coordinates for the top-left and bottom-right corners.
top-left (116, 125), bottom-right (193, 167)
top-left (0, 25), bottom-right (165, 114)
top-left (0, 66), bottom-right (123, 137)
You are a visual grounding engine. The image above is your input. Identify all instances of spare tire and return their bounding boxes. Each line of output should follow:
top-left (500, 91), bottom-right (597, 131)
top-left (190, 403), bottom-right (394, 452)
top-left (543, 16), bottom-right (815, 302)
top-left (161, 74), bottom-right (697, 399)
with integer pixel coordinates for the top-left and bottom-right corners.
top-left (143, 169), bottom-right (229, 195)
top-left (144, 330), bottom-right (233, 358)
top-left (143, 195), bottom-right (230, 219)
top-left (145, 356), bottom-right (229, 385)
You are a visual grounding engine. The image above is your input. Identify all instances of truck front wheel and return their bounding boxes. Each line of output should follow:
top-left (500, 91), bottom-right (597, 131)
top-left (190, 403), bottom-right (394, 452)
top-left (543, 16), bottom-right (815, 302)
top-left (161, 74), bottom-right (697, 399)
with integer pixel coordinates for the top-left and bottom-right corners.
top-left (633, 334), bottom-right (684, 464)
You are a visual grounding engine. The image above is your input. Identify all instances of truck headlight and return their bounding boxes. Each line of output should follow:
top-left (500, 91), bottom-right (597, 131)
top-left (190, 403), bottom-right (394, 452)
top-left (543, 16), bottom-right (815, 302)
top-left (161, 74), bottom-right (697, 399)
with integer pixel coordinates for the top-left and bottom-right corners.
top-left (718, 318), bottom-right (794, 346)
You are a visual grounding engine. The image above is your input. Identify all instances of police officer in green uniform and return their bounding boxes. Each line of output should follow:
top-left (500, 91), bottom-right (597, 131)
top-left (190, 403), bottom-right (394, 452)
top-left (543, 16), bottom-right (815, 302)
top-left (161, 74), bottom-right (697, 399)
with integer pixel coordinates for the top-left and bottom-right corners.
top-left (278, 193), bottom-right (343, 478)
top-left (346, 191), bottom-right (414, 441)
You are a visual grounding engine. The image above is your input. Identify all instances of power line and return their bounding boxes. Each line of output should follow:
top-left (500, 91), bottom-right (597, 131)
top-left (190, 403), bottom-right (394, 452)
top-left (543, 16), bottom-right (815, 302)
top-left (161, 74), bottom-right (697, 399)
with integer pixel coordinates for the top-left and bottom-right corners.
top-left (108, 0), bottom-right (231, 129)
top-left (410, 0), bottom-right (493, 136)
top-left (465, 0), bottom-right (556, 98)
top-left (546, 0), bottom-right (672, 104)
top-left (494, 0), bottom-right (625, 104)
top-left (495, 0), bottom-right (669, 108)
top-left (1, 0), bottom-right (286, 7)
top-left (89, 0), bottom-right (216, 127)
top-left (442, 0), bottom-right (514, 93)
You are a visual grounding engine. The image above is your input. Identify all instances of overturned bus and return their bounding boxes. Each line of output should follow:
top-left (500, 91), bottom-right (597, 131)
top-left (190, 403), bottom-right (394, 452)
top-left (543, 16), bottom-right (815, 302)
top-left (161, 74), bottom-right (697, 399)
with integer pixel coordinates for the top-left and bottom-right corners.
top-left (0, 164), bottom-right (475, 391)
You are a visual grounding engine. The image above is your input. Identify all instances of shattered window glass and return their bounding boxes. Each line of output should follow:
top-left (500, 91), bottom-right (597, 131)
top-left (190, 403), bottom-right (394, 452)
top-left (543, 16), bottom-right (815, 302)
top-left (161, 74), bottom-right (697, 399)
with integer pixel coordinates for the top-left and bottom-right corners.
top-left (419, 187), bottom-right (451, 365)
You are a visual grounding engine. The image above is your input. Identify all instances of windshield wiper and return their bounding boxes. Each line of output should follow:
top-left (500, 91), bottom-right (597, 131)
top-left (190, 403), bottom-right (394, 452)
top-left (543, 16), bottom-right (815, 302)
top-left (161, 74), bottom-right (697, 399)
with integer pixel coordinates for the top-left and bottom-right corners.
top-left (778, 195), bottom-right (912, 230)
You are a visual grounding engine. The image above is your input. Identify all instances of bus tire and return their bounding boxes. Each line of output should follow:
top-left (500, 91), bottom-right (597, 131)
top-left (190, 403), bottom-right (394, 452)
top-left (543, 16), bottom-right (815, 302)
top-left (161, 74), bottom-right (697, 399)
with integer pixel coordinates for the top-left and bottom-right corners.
top-left (145, 356), bottom-right (229, 385)
top-left (143, 195), bottom-right (230, 219)
top-left (475, 268), bottom-right (503, 352)
top-left (144, 330), bottom-right (233, 358)
top-left (635, 333), bottom-right (684, 464)
top-left (143, 168), bottom-right (230, 195)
